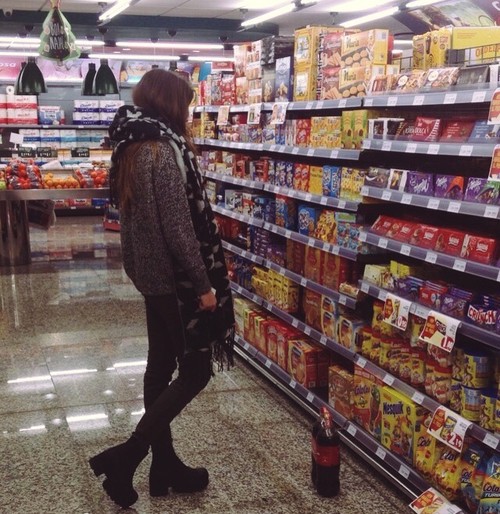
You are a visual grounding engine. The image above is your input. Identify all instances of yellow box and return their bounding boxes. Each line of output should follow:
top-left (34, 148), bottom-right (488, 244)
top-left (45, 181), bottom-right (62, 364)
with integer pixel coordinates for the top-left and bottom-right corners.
top-left (341, 110), bottom-right (355, 149)
top-left (341, 29), bottom-right (390, 67)
top-left (352, 109), bottom-right (370, 149)
top-left (429, 28), bottom-right (452, 68)
top-left (412, 33), bottom-right (427, 70)
top-left (380, 386), bottom-right (426, 466)
top-left (308, 166), bottom-right (323, 195)
top-left (293, 65), bottom-right (317, 102)
top-left (233, 297), bottom-right (253, 335)
top-left (451, 27), bottom-right (500, 50)
top-left (352, 365), bottom-right (382, 439)
top-left (295, 26), bottom-right (342, 67)
top-left (414, 412), bottom-right (440, 479)
top-left (328, 365), bottom-right (353, 419)
top-left (340, 65), bottom-right (386, 98)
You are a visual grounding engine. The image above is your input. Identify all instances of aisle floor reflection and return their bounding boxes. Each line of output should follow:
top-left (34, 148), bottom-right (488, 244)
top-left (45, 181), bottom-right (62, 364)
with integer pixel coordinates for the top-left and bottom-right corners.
top-left (0, 217), bottom-right (410, 513)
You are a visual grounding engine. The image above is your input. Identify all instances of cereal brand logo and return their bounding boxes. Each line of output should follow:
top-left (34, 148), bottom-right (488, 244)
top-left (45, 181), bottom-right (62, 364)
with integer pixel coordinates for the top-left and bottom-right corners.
top-left (461, 470), bottom-right (473, 481)
top-left (483, 483), bottom-right (500, 494)
top-left (468, 178), bottom-right (482, 189)
top-left (417, 436), bottom-right (430, 447)
top-left (354, 384), bottom-right (370, 395)
top-left (413, 180), bottom-right (430, 194)
top-left (436, 177), bottom-right (448, 187)
top-left (383, 402), bottom-right (403, 415)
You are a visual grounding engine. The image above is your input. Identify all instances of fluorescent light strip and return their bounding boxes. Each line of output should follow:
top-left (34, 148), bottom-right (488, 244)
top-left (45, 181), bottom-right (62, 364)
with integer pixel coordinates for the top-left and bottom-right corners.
top-left (0, 51), bottom-right (39, 57)
top-left (188, 56), bottom-right (235, 62)
top-left (405, 0), bottom-right (441, 7)
top-left (241, 2), bottom-right (295, 27)
top-left (89, 53), bottom-right (180, 61)
top-left (99, 1), bottom-right (132, 22)
top-left (340, 6), bottom-right (399, 27)
top-left (116, 42), bottom-right (223, 50)
top-left (328, 0), bottom-right (394, 12)
top-left (0, 37), bottom-right (104, 46)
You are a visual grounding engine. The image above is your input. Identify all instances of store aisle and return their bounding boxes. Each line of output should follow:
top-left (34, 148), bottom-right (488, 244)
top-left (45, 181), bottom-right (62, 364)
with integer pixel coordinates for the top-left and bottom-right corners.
top-left (0, 217), bottom-right (410, 514)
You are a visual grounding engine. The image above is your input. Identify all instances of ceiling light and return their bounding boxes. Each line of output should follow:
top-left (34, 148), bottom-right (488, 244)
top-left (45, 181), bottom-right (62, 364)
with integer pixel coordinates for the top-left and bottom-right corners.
top-left (99, 0), bottom-right (132, 22)
top-left (116, 41), bottom-right (223, 50)
top-left (327, 0), bottom-right (394, 11)
top-left (405, 0), bottom-right (441, 7)
top-left (340, 6), bottom-right (399, 27)
top-left (188, 56), bottom-right (236, 62)
top-left (89, 53), bottom-right (180, 61)
top-left (241, 2), bottom-right (295, 27)
top-left (0, 37), bottom-right (103, 46)
top-left (239, 0), bottom-right (289, 9)
top-left (0, 51), bottom-right (39, 57)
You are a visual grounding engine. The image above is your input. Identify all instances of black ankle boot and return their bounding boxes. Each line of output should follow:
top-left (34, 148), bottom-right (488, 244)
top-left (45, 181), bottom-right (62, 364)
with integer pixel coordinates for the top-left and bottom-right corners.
top-left (89, 435), bottom-right (149, 508)
top-left (149, 437), bottom-right (209, 497)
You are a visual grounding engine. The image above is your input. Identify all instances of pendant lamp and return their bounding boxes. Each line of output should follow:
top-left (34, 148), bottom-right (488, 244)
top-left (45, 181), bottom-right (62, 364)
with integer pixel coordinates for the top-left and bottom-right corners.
top-left (13, 62), bottom-right (27, 95)
top-left (16, 57), bottom-right (47, 95)
top-left (81, 62), bottom-right (97, 95)
top-left (93, 59), bottom-right (119, 95)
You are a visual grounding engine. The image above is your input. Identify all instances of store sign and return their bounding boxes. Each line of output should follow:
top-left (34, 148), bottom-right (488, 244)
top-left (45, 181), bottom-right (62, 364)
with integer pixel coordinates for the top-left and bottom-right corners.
top-left (428, 406), bottom-right (472, 453)
top-left (382, 293), bottom-right (411, 331)
top-left (410, 488), bottom-right (463, 514)
top-left (420, 310), bottom-right (460, 352)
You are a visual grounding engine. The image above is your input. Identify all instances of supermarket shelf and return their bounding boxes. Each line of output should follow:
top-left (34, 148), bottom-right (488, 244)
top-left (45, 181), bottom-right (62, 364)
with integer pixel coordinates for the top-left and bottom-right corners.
top-left (196, 138), bottom-right (263, 151)
top-left (203, 171), bottom-right (265, 190)
top-left (262, 98), bottom-right (363, 111)
top-left (231, 281), bottom-right (500, 452)
top-left (0, 124), bottom-right (106, 130)
top-left (222, 241), bottom-right (357, 308)
top-left (359, 280), bottom-right (500, 353)
top-left (212, 203), bottom-right (362, 262)
top-left (361, 186), bottom-right (500, 220)
top-left (0, 188), bottom-right (109, 201)
top-left (263, 184), bottom-right (360, 212)
top-left (233, 335), bottom-right (426, 499)
top-left (364, 89), bottom-right (494, 108)
top-left (360, 230), bottom-right (500, 283)
top-left (362, 139), bottom-right (496, 158)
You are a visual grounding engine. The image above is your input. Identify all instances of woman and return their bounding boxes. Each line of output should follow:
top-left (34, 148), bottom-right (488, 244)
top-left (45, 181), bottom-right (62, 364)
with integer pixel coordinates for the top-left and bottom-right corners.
top-left (89, 69), bottom-right (234, 509)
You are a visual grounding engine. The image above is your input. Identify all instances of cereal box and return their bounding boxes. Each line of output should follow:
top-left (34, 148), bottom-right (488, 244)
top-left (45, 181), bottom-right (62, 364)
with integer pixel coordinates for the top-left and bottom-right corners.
top-left (336, 315), bottom-right (365, 352)
top-left (295, 26), bottom-right (339, 67)
top-left (303, 289), bottom-right (323, 331)
top-left (328, 365), bottom-right (354, 419)
top-left (298, 205), bottom-right (318, 236)
top-left (341, 110), bottom-right (355, 149)
top-left (304, 246), bottom-right (325, 284)
top-left (353, 365), bottom-right (382, 440)
top-left (293, 65), bottom-right (317, 102)
top-left (320, 295), bottom-right (338, 339)
top-left (341, 29), bottom-right (390, 67)
top-left (309, 166), bottom-right (324, 195)
top-left (275, 56), bottom-right (293, 102)
top-left (288, 339), bottom-right (325, 388)
top-left (322, 165), bottom-right (342, 197)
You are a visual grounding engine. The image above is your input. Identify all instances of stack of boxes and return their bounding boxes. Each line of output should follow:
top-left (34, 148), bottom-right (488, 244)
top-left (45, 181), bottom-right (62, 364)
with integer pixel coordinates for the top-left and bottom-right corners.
top-left (4, 95), bottom-right (38, 124)
top-left (73, 99), bottom-right (123, 126)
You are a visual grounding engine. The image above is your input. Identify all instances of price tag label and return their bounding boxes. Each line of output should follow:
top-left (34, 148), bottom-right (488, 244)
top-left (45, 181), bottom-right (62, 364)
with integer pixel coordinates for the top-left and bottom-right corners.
top-left (472, 90), bottom-right (487, 103)
top-left (339, 295), bottom-right (348, 306)
top-left (292, 147), bottom-right (300, 155)
top-left (338, 99), bottom-right (347, 108)
top-left (285, 230), bottom-right (292, 238)
top-left (413, 304), bottom-right (429, 320)
top-left (300, 277), bottom-right (307, 287)
top-left (363, 139), bottom-right (372, 150)
top-left (37, 147), bottom-right (58, 158)
top-left (346, 424), bottom-right (357, 437)
top-left (320, 335), bottom-right (327, 345)
top-left (305, 193), bottom-right (312, 202)
top-left (483, 432), bottom-right (500, 449)
top-left (382, 190), bottom-right (392, 201)
top-left (18, 147), bottom-right (36, 158)
top-left (71, 147), bottom-right (91, 158)
top-left (330, 149), bottom-right (339, 159)
top-left (484, 205), bottom-right (500, 218)
top-left (447, 201), bottom-right (461, 213)
top-left (401, 193), bottom-right (412, 205)
top-left (360, 282), bottom-right (370, 294)
top-left (428, 406), bottom-right (471, 452)
top-left (361, 186), bottom-right (369, 196)
top-left (382, 141), bottom-right (392, 151)
top-left (379, 238), bottom-right (389, 249)
top-left (337, 200), bottom-right (347, 209)
top-left (270, 144), bottom-right (277, 152)
top-left (427, 198), bottom-right (440, 209)
top-left (289, 379), bottom-right (297, 389)
top-left (292, 319), bottom-right (299, 328)
top-left (399, 465), bottom-right (410, 479)
top-left (320, 196), bottom-right (328, 205)
top-left (306, 392), bottom-right (315, 403)
top-left (444, 93), bottom-right (457, 104)
top-left (376, 447), bottom-right (387, 460)
top-left (425, 252), bottom-right (438, 264)
top-left (383, 374), bottom-right (395, 385)
top-left (383, 292), bottom-right (412, 331)
top-left (401, 244), bottom-right (412, 256)
top-left (387, 96), bottom-right (398, 106)
top-left (306, 101), bottom-right (314, 110)
top-left (304, 326), bottom-right (312, 335)
top-left (412, 391), bottom-right (425, 405)
top-left (316, 101), bottom-right (324, 109)
top-left (359, 232), bottom-right (367, 242)
top-left (243, 341), bottom-right (250, 350)
top-left (265, 359), bottom-right (272, 368)
top-left (459, 145), bottom-right (474, 157)
top-left (420, 310), bottom-right (460, 353)
top-left (307, 148), bottom-right (315, 157)
top-left (322, 242), bottom-right (330, 251)
top-left (406, 142), bottom-right (417, 153)
top-left (452, 259), bottom-right (467, 272)
top-left (356, 356), bottom-right (367, 368)
top-left (427, 144), bottom-right (440, 155)
top-left (364, 98), bottom-right (374, 107)
top-left (412, 95), bottom-right (425, 106)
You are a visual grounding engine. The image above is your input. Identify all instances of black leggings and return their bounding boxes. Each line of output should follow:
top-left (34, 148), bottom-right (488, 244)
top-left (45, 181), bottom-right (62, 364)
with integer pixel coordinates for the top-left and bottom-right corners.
top-left (134, 294), bottom-right (212, 445)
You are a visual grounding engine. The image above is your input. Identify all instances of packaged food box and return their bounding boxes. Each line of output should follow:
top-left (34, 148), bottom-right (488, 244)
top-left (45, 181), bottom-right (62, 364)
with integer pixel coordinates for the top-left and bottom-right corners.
top-left (341, 110), bottom-right (355, 149)
top-left (319, 30), bottom-right (344, 68)
top-left (427, 28), bottom-right (452, 69)
top-left (287, 339), bottom-right (328, 389)
top-left (451, 27), bottom-right (500, 62)
top-left (412, 117), bottom-right (443, 142)
top-left (328, 365), bottom-right (353, 420)
top-left (406, 171), bottom-right (434, 196)
top-left (391, 221), bottom-right (417, 243)
top-left (318, 66), bottom-right (342, 101)
top-left (275, 56), bottom-right (293, 101)
top-left (435, 229), bottom-right (467, 256)
top-left (353, 365), bottom-right (382, 440)
top-left (421, 67), bottom-right (459, 90)
top-left (298, 205), bottom-right (317, 236)
top-left (321, 253), bottom-right (353, 292)
top-left (304, 246), bottom-right (325, 284)
top-left (388, 169), bottom-right (408, 191)
top-left (414, 413), bottom-right (440, 479)
top-left (364, 167), bottom-right (391, 188)
top-left (308, 166), bottom-right (323, 195)
top-left (303, 289), bottom-right (323, 331)
top-left (339, 65), bottom-right (385, 98)
top-left (460, 234), bottom-right (498, 264)
top-left (320, 295), bottom-right (337, 339)
top-left (371, 215), bottom-right (396, 236)
top-left (394, 121), bottom-right (416, 141)
top-left (336, 315), bottom-right (365, 352)
top-left (322, 165), bottom-right (341, 197)
top-left (464, 177), bottom-right (500, 204)
top-left (295, 26), bottom-right (342, 67)
top-left (434, 175), bottom-right (466, 199)
top-left (419, 226), bottom-right (441, 250)
top-left (440, 119), bottom-right (475, 143)
top-left (341, 29), bottom-right (390, 67)
top-left (352, 109), bottom-right (370, 149)
top-left (293, 66), bottom-right (317, 102)
top-left (468, 120), bottom-right (500, 142)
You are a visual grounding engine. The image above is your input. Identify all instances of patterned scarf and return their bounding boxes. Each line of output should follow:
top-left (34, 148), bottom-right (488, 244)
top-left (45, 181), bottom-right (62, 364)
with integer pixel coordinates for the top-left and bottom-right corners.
top-left (109, 105), bottom-right (234, 370)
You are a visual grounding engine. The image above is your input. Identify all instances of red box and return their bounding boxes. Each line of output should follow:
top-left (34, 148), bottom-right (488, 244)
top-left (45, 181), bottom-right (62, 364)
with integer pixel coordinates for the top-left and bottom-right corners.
top-left (460, 234), bottom-right (498, 264)
top-left (439, 119), bottom-right (475, 143)
top-left (321, 254), bottom-right (352, 291)
top-left (412, 117), bottom-right (442, 142)
top-left (371, 215), bottom-right (396, 236)
top-left (418, 226), bottom-right (441, 249)
top-left (304, 246), bottom-right (325, 284)
top-left (295, 119), bottom-right (311, 147)
top-left (434, 229), bottom-right (467, 256)
top-left (392, 221), bottom-right (417, 243)
top-left (266, 320), bottom-right (280, 362)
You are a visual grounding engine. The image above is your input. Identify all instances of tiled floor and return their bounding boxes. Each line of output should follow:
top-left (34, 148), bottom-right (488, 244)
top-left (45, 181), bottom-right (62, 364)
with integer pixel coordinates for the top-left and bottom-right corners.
top-left (0, 216), bottom-right (412, 513)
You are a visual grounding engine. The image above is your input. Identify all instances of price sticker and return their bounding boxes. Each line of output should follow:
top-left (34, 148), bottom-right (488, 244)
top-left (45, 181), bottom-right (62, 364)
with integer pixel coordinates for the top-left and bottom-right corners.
top-left (347, 424), bottom-right (357, 437)
top-left (401, 193), bottom-right (412, 205)
top-left (376, 447), bottom-right (387, 460)
top-left (387, 96), bottom-right (398, 106)
top-left (306, 102), bottom-right (314, 110)
top-left (399, 465), bottom-right (410, 479)
top-left (428, 406), bottom-right (471, 452)
top-left (330, 149), bottom-right (339, 159)
top-left (412, 391), bottom-right (425, 405)
top-left (485, 205), bottom-right (500, 218)
top-left (292, 147), bottom-right (300, 155)
top-left (363, 139), bottom-right (372, 150)
top-left (338, 99), bottom-right (347, 108)
top-left (320, 335), bottom-right (327, 345)
top-left (285, 230), bottom-right (292, 238)
top-left (483, 432), bottom-right (500, 450)
top-left (420, 310), bottom-right (460, 353)
top-left (360, 282), bottom-right (370, 294)
top-left (250, 255), bottom-right (258, 263)
top-left (289, 379), bottom-right (297, 389)
top-left (292, 318), bottom-right (299, 328)
top-left (447, 201), bottom-right (461, 213)
top-left (339, 295), bottom-right (348, 306)
top-left (322, 242), bottom-right (330, 251)
top-left (337, 200), bottom-right (347, 209)
top-left (382, 190), bottom-right (392, 201)
top-left (361, 186), bottom-right (369, 196)
top-left (356, 356), bottom-right (367, 368)
top-left (265, 359), bottom-right (272, 368)
top-left (304, 326), bottom-right (312, 336)
top-left (379, 238), bottom-right (389, 249)
top-left (364, 98), bottom-right (374, 107)
top-left (459, 145), bottom-right (474, 157)
top-left (472, 90), bottom-right (487, 103)
top-left (316, 101), bottom-right (324, 109)
top-left (270, 144), bottom-right (278, 152)
top-left (382, 141), bottom-right (392, 151)
top-left (406, 142), bottom-right (417, 153)
top-left (444, 93), bottom-right (457, 104)
top-left (401, 245), bottom-right (412, 256)
top-left (243, 341), bottom-right (250, 350)
top-left (427, 144), bottom-right (440, 155)
top-left (383, 374), bottom-right (395, 386)
top-left (427, 198), bottom-right (440, 210)
top-left (305, 193), bottom-right (312, 202)
top-left (412, 95), bottom-right (425, 106)
top-left (307, 148), bottom-right (315, 157)
top-left (320, 196), bottom-right (328, 205)
top-left (306, 392), bottom-right (315, 403)
top-left (413, 305), bottom-right (429, 320)
top-left (359, 232), bottom-right (367, 242)
top-left (425, 252), bottom-right (438, 264)
top-left (453, 259), bottom-right (467, 272)
top-left (300, 277), bottom-right (307, 287)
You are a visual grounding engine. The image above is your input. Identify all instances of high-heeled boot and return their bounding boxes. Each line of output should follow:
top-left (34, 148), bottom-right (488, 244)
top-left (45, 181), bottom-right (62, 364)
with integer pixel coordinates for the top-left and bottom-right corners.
top-left (149, 430), bottom-right (209, 497)
top-left (89, 434), bottom-right (149, 508)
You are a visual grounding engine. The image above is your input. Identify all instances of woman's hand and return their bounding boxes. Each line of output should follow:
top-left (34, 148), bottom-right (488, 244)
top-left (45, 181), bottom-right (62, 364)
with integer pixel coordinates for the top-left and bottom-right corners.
top-left (199, 290), bottom-right (217, 312)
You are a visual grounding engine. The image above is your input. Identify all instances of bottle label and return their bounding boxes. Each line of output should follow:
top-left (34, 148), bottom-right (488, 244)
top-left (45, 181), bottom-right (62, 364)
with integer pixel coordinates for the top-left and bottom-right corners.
top-left (312, 437), bottom-right (340, 467)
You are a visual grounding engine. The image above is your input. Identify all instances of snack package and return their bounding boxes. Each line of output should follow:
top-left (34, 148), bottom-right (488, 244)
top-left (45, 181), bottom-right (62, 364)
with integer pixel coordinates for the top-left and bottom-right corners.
top-left (328, 365), bottom-right (353, 419)
top-left (478, 455), bottom-right (500, 513)
top-left (353, 365), bottom-right (382, 440)
top-left (461, 443), bottom-right (489, 513)
top-left (434, 446), bottom-right (464, 501)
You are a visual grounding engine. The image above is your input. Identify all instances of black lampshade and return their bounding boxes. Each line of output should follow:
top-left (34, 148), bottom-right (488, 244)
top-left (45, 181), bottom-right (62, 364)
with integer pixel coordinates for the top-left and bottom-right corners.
top-left (16, 57), bottom-right (47, 95)
top-left (93, 59), bottom-right (119, 95)
top-left (13, 62), bottom-right (27, 95)
top-left (82, 63), bottom-right (97, 95)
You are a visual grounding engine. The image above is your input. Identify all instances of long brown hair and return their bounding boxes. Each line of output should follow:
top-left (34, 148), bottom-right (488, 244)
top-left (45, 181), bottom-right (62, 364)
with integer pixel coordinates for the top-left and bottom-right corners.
top-left (116, 69), bottom-right (195, 211)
